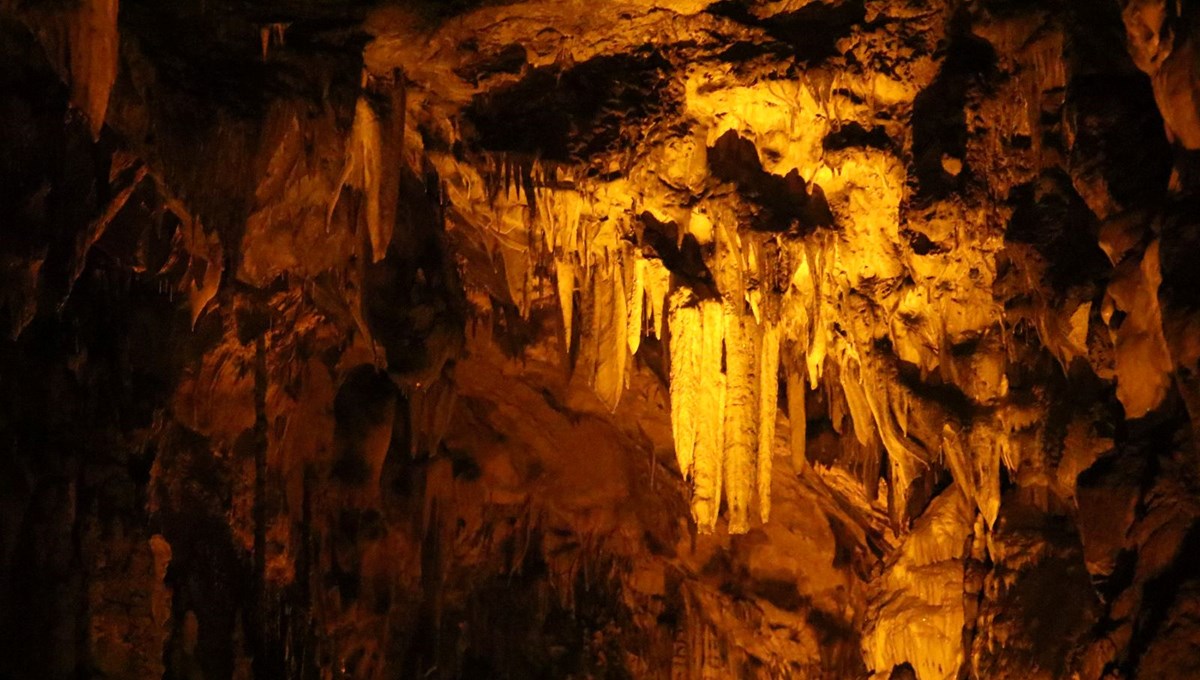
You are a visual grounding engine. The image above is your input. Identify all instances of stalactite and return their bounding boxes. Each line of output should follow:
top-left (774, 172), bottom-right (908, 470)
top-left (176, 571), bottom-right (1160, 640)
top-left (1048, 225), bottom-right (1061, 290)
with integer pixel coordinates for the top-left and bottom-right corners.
top-left (863, 363), bottom-right (923, 505)
top-left (977, 427), bottom-right (1003, 524)
top-left (722, 302), bottom-right (757, 534)
top-left (329, 94), bottom-right (390, 261)
top-left (829, 341), bottom-right (921, 521)
top-left (644, 258), bottom-right (671, 340)
top-left (786, 357), bottom-right (807, 472)
top-left (63, 163), bottom-right (149, 307)
top-left (517, 253), bottom-right (534, 318)
top-left (68, 0), bottom-right (119, 139)
top-left (668, 289), bottom-right (702, 482)
top-left (556, 258), bottom-right (575, 353)
top-left (757, 323), bottom-right (780, 523)
top-left (714, 222), bottom-right (747, 312)
top-left (326, 74), bottom-right (410, 265)
top-left (837, 348), bottom-right (876, 448)
top-left (591, 255), bottom-right (627, 411)
top-left (803, 253), bottom-right (827, 390)
top-left (432, 53), bottom-right (1052, 537)
top-left (942, 424), bottom-right (1002, 528)
top-left (168, 208), bottom-right (223, 329)
top-left (259, 23), bottom-right (288, 60)
top-left (693, 299), bottom-right (727, 532)
top-left (628, 256), bottom-right (646, 356)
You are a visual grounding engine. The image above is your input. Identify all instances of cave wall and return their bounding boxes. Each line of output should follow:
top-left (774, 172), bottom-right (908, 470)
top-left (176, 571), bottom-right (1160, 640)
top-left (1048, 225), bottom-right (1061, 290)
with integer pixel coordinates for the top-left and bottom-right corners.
top-left (2, 0), bottom-right (1200, 678)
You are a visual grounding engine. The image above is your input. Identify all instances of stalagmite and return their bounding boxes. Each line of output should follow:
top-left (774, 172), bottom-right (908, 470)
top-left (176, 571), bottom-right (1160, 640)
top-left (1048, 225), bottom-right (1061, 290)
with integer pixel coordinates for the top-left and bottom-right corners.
top-left (668, 289), bottom-right (702, 480)
top-left (757, 323), bottom-right (780, 523)
top-left (722, 303), bottom-right (757, 534)
top-left (863, 486), bottom-right (972, 680)
top-left (693, 299), bottom-right (727, 532)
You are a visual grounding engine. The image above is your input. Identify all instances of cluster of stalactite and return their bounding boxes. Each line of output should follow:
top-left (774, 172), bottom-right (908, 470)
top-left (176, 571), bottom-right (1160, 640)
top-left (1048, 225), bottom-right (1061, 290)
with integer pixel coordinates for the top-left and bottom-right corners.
top-left (436, 154), bottom-right (792, 532)
top-left (414, 7), bottom-right (1182, 543)
top-left (432, 138), bottom-right (1020, 536)
top-left (434, 157), bottom-right (902, 533)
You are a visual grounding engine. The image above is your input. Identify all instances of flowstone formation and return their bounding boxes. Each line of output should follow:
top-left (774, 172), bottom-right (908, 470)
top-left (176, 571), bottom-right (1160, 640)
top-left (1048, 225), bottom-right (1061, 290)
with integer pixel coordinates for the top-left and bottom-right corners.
top-left (2, 0), bottom-right (1200, 678)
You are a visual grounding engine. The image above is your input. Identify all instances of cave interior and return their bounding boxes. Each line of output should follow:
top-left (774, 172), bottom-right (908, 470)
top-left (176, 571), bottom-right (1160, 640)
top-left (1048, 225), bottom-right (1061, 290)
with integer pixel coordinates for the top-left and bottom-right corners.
top-left (3, 0), bottom-right (1200, 678)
